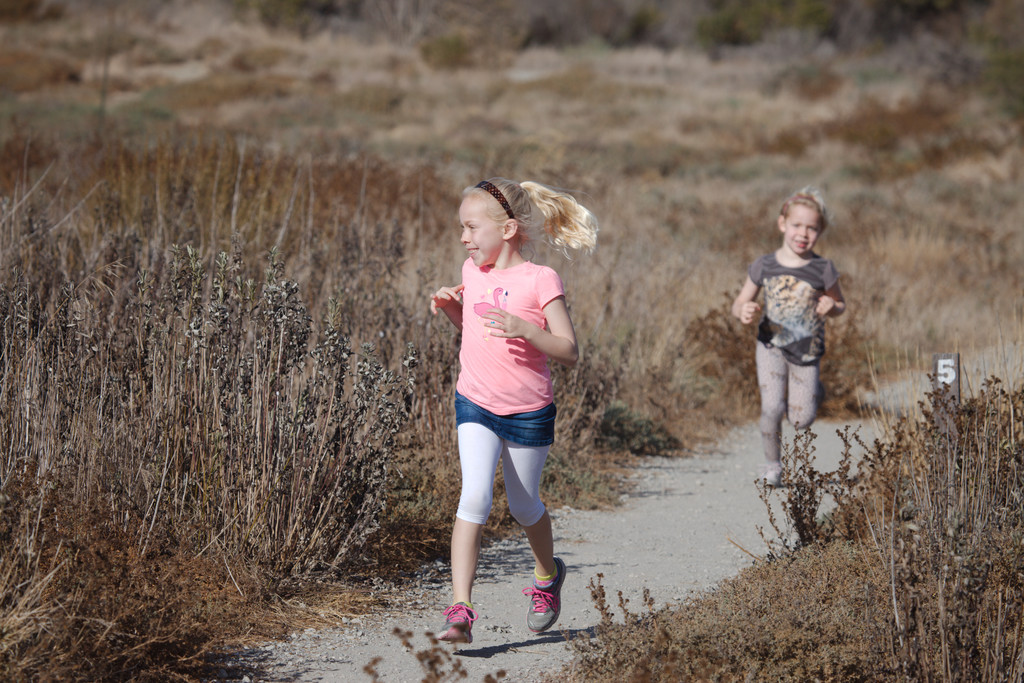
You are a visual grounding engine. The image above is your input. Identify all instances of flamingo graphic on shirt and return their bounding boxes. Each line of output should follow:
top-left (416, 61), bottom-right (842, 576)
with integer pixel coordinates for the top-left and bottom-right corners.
top-left (473, 287), bottom-right (507, 317)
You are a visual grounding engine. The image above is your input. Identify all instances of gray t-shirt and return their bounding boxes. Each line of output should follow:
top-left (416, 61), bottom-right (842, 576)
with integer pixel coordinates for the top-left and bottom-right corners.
top-left (748, 252), bottom-right (839, 365)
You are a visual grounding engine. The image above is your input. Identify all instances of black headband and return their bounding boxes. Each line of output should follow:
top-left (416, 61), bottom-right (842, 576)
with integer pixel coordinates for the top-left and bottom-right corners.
top-left (476, 180), bottom-right (515, 220)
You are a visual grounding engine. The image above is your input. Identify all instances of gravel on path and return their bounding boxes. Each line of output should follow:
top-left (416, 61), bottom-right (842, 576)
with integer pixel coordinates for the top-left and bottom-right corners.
top-left (227, 419), bottom-right (876, 683)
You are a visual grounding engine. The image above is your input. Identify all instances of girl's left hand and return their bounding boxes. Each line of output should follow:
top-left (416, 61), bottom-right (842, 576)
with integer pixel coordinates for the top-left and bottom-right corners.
top-left (815, 295), bottom-right (836, 317)
top-left (481, 309), bottom-right (533, 339)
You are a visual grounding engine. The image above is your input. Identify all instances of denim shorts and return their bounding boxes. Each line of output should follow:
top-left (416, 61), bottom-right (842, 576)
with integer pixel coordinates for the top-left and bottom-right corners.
top-left (455, 392), bottom-right (556, 447)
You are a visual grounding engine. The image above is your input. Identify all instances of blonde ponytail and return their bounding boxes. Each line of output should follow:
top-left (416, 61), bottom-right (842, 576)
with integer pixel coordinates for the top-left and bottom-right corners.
top-left (520, 181), bottom-right (598, 254)
top-left (465, 178), bottom-right (598, 256)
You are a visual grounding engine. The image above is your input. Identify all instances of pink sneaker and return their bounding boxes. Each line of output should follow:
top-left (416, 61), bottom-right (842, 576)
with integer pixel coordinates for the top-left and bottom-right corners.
top-left (436, 602), bottom-right (478, 644)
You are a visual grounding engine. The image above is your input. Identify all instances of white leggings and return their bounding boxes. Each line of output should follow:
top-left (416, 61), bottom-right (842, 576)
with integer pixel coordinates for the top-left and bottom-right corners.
top-left (455, 422), bottom-right (550, 527)
top-left (756, 343), bottom-right (822, 464)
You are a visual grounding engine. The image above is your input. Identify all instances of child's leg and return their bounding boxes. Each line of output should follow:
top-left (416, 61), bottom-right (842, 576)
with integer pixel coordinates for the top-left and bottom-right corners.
top-left (502, 443), bottom-right (555, 578)
top-left (787, 361), bottom-right (821, 430)
top-left (453, 422), bottom-right (505, 604)
top-left (756, 343), bottom-right (788, 465)
top-left (450, 518), bottom-right (483, 606)
top-left (523, 512), bottom-right (556, 580)
top-left (504, 443), bottom-right (566, 634)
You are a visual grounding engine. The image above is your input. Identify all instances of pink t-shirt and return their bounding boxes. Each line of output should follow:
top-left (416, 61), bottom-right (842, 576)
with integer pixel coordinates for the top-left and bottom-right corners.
top-left (456, 258), bottom-right (565, 415)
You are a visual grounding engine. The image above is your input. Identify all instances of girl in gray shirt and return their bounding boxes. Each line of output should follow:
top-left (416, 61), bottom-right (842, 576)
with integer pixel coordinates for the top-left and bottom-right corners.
top-left (731, 187), bottom-right (846, 487)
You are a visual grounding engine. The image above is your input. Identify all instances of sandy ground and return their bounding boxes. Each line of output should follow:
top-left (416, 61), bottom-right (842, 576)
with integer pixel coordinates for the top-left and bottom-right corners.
top-left (220, 417), bottom-right (877, 683)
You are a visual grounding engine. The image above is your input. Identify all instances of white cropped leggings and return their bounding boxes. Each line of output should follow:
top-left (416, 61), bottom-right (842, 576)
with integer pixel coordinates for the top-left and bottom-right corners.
top-left (455, 422), bottom-right (549, 527)
top-left (756, 343), bottom-right (822, 465)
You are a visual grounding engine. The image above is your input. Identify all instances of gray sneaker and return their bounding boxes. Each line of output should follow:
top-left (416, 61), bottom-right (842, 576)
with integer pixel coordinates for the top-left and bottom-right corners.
top-left (762, 462), bottom-right (783, 487)
top-left (522, 556), bottom-right (566, 633)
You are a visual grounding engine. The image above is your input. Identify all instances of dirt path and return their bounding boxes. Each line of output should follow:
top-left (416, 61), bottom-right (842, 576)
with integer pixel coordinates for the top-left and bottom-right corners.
top-left (234, 419), bottom-right (875, 682)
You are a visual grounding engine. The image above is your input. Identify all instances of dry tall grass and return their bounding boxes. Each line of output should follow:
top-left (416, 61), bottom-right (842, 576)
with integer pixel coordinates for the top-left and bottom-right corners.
top-left (2, 1), bottom-right (1024, 680)
top-left (0, 138), bottom-right (427, 679)
top-left (0, 133), bottom-right (623, 679)
top-left (568, 370), bottom-right (1024, 682)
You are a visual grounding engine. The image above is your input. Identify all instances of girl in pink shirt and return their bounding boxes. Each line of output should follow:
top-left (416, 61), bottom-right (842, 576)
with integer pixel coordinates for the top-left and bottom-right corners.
top-left (430, 178), bottom-right (598, 644)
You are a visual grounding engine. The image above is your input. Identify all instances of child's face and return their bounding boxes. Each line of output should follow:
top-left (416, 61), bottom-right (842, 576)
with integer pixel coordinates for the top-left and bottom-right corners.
top-left (777, 204), bottom-right (823, 258)
top-left (459, 195), bottom-right (510, 268)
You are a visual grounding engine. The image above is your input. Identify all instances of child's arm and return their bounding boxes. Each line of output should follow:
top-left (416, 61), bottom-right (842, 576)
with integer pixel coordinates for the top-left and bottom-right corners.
top-left (480, 296), bottom-right (579, 367)
top-left (816, 281), bottom-right (846, 318)
top-left (731, 277), bottom-right (762, 325)
top-left (431, 283), bottom-right (465, 331)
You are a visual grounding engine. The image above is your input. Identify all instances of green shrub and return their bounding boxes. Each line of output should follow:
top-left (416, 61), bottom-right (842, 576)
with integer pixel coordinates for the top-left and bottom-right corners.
top-left (599, 401), bottom-right (680, 455)
top-left (339, 82), bottom-right (405, 115)
top-left (985, 48), bottom-right (1024, 116)
top-left (234, 0), bottom-right (340, 31)
top-left (419, 33), bottom-right (472, 70)
top-left (877, 0), bottom-right (964, 15)
top-left (696, 0), bottom-right (833, 50)
top-left (618, 5), bottom-right (664, 45)
top-left (697, 2), bottom-right (770, 48)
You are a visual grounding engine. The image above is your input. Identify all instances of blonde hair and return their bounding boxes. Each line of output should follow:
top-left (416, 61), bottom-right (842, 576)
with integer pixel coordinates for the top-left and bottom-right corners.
top-left (464, 177), bottom-right (598, 255)
top-left (780, 185), bottom-right (831, 231)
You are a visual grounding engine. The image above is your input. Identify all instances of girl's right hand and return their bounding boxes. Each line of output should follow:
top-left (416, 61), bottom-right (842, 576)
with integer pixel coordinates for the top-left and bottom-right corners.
top-left (430, 283), bottom-right (465, 315)
top-left (737, 301), bottom-right (761, 325)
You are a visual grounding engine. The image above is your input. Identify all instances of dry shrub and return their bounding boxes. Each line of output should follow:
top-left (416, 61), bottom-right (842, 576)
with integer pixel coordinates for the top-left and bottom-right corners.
top-left (507, 64), bottom-right (662, 103)
top-left (757, 90), bottom-right (1005, 177)
top-left (758, 424), bottom-right (864, 550)
top-left (127, 39), bottom-right (187, 68)
top-left (195, 36), bottom-right (231, 60)
top-left (338, 82), bottom-right (406, 116)
top-left (759, 128), bottom-right (810, 157)
top-left (0, 136), bottom-right (456, 679)
top-left (229, 45), bottom-right (294, 72)
top-left (818, 298), bottom-right (871, 418)
top-left (826, 93), bottom-right (956, 150)
top-left (813, 91), bottom-right (1007, 178)
top-left (0, 0), bottom-right (62, 21)
top-left (0, 49), bottom-right (80, 92)
top-left (0, 235), bottom-right (417, 571)
top-left (570, 372), bottom-right (1024, 682)
top-left (148, 73), bottom-right (297, 110)
top-left (0, 133), bottom-right (624, 679)
top-left (543, 341), bottom-right (628, 502)
top-left (0, 0), bottom-right (38, 21)
top-left (766, 61), bottom-right (845, 100)
top-left (0, 472), bottom-right (263, 682)
top-left (378, 628), bottom-right (505, 683)
top-left (684, 296), bottom-right (757, 420)
top-left (568, 548), bottom-right (892, 682)
top-left (849, 379), bottom-right (1024, 681)
top-left (684, 291), bottom-right (870, 425)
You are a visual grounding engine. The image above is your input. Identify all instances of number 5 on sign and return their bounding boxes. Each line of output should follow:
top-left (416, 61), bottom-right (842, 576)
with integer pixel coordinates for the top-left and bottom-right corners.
top-left (932, 352), bottom-right (960, 404)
